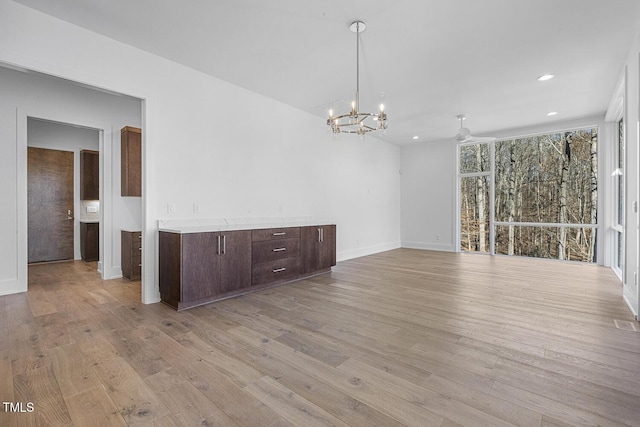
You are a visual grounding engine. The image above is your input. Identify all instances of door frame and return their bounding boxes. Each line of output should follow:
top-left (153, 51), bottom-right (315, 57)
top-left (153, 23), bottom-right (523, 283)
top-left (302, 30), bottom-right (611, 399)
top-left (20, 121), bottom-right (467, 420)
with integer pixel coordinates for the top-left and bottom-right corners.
top-left (16, 107), bottom-right (110, 290)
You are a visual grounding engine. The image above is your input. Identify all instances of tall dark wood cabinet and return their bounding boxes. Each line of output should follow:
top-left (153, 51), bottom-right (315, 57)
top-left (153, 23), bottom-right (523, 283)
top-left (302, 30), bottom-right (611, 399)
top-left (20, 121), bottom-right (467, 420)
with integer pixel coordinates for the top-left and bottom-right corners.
top-left (300, 225), bottom-right (336, 275)
top-left (122, 230), bottom-right (142, 280)
top-left (159, 230), bottom-right (252, 310)
top-left (121, 126), bottom-right (141, 197)
top-left (80, 150), bottom-right (99, 200)
top-left (80, 222), bottom-right (99, 261)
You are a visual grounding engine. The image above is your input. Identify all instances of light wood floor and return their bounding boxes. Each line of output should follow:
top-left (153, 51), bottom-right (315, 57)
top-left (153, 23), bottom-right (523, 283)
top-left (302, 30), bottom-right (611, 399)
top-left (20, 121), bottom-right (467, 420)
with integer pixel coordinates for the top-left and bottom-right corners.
top-left (1, 249), bottom-right (639, 426)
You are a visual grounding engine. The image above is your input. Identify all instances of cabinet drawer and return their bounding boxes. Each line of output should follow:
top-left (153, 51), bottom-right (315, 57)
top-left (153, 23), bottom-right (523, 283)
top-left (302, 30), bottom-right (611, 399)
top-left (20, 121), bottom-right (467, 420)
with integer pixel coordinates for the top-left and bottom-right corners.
top-left (252, 227), bottom-right (300, 242)
top-left (252, 238), bottom-right (299, 264)
top-left (252, 257), bottom-right (299, 286)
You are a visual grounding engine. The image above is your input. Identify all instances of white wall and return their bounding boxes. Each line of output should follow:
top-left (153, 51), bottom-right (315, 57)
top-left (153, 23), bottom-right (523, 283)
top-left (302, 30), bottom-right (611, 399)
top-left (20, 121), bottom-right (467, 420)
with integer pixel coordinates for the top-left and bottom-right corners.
top-left (26, 118), bottom-right (99, 261)
top-left (0, 1), bottom-right (401, 303)
top-left (400, 141), bottom-right (457, 251)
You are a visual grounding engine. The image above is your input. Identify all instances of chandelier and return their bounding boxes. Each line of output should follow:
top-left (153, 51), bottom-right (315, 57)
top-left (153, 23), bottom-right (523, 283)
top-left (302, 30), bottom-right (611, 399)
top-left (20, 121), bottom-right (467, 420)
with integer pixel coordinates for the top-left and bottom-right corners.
top-left (327, 21), bottom-right (388, 135)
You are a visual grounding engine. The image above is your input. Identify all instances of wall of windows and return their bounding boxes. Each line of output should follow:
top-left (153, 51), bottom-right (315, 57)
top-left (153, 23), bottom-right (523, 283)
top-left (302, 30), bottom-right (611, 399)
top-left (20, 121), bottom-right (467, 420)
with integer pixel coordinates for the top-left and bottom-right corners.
top-left (459, 128), bottom-right (598, 262)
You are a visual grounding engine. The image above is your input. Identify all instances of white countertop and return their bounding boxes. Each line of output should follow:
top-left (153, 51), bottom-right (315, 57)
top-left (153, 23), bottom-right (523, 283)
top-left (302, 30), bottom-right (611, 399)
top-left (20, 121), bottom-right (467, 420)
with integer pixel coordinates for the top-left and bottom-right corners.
top-left (158, 217), bottom-right (335, 234)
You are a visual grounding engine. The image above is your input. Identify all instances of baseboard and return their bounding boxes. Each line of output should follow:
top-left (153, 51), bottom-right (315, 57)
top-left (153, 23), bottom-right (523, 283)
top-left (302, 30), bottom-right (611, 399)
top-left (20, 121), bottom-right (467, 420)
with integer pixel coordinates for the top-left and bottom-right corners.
top-left (102, 266), bottom-right (123, 280)
top-left (623, 286), bottom-right (638, 320)
top-left (337, 241), bottom-right (401, 262)
top-left (401, 241), bottom-right (456, 252)
top-left (0, 278), bottom-right (26, 296)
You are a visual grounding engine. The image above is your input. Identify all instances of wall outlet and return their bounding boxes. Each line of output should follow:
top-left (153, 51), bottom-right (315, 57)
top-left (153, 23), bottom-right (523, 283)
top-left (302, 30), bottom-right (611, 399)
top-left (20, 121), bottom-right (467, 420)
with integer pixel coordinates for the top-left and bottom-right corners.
top-left (86, 206), bottom-right (97, 213)
top-left (193, 203), bottom-right (200, 214)
top-left (167, 203), bottom-right (176, 214)
top-left (435, 234), bottom-right (440, 241)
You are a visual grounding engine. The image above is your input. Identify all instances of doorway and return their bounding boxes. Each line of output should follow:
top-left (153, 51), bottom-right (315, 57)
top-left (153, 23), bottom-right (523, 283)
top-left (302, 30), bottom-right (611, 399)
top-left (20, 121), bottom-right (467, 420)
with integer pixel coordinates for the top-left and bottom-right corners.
top-left (26, 118), bottom-right (101, 266)
top-left (27, 147), bottom-right (74, 263)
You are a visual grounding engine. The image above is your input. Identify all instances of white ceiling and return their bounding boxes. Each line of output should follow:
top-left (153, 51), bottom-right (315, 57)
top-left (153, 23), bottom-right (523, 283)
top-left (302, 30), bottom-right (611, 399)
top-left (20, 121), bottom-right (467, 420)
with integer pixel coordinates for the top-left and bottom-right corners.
top-left (13, 0), bottom-right (640, 145)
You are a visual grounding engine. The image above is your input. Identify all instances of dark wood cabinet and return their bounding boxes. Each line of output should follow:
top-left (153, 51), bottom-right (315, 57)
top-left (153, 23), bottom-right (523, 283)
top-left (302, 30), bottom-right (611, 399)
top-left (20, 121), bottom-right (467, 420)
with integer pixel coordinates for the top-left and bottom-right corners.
top-left (159, 224), bottom-right (335, 310)
top-left (251, 227), bottom-right (301, 286)
top-left (159, 230), bottom-right (252, 310)
top-left (121, 230), bottom-right (142, 280)
top-left (219, 230), bottom-right (252, 294)
top-left (300, 225), bottom-right (336, 275)
top-left (80, 150), bottom-right (99, 200)
top-left (120, 126), bottom-right (141, 197)
top-left (80, 222), bottom-right (99, 262)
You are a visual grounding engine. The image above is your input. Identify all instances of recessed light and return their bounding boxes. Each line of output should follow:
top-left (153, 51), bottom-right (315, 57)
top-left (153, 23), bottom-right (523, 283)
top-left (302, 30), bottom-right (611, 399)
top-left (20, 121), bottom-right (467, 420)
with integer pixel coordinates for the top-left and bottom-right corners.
top-left (547, 111), bottom-right (558, 116)
top-left (412, 136), bottom-right (419, 140)
top-left (537, 74), bottom-right (555, 81)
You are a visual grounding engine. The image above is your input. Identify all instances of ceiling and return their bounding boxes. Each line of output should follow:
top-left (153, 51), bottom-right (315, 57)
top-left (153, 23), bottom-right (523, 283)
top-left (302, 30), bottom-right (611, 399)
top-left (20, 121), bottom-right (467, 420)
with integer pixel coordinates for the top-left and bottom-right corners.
top-left (12, 0), bottom-right (640, 145)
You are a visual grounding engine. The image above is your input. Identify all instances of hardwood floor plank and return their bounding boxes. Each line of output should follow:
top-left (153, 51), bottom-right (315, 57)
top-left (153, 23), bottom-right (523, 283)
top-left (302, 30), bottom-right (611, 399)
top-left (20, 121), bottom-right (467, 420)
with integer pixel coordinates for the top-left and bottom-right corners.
top-left (13, 365), bottom-right (72, 427)
top-left (0, 349), bottom-right (17, 427)
top-left (337, 357), bottom-right (517, 427)
top-left (229, 325), bottom-right (445, 426)
top-left (133, 325), bottom-right (292, 427)
top-left (79, 336), bottom-right (169, 425)
top-left (233, 338), bottom-right (405, 427)
top-left (145, 368), bottom-right (239, 426)
top-left (244, 375), bottom-right (350, 427)
top-left (48, 343), bottom-right (103, 398)
top-left (64, 386), bottom-right (126, 427)
top-left (490, 380), bottom-right (629, 427)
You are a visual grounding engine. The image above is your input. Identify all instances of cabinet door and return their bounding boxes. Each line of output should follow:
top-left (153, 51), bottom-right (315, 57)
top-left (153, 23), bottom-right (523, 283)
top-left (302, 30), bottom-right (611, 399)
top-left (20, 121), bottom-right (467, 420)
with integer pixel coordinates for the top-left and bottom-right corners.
top-left (219, 230), bottom-right (252, 293)
top-left (80, 150), bottom-right (99, 200)
top-left (300, 226), bottom-right (320, 274)
top-left (318, 225), bottom-right (337, 269)
top-left (80, 222), bottom-right (99, 261)
top-left (181, 232), bottom-right (220, 301)
top-left (300, 225), bottom-right (336, 274)
top-left (121, 126), bottom-right (141, 197)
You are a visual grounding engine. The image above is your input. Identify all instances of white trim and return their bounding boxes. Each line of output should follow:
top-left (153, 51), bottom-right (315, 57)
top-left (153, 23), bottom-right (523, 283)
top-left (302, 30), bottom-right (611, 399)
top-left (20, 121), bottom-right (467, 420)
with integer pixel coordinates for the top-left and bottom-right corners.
top-left (494, 221), bottom-right (598, 228)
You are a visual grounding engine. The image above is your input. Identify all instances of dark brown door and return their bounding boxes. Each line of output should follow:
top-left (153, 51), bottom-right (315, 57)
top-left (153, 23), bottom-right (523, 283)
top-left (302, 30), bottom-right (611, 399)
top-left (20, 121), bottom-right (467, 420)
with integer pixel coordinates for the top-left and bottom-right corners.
top-left (28, 147), bottom-right (74, 263)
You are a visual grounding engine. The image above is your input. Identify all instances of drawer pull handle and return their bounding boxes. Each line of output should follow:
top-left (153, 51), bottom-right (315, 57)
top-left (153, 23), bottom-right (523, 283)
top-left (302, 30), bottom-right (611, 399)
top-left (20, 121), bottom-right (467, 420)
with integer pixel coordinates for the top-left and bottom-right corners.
top-left (273, 267), bottom-right (286, 273)
top-left (138, 264), bottom-right (142, 267)
top-left (272, 232), bottom-right (286, 236)
top-left (138, 235), bottom-right (142, 239)
top-left (139, 247), bottom-right (142, 251)
top-left (272, 247), bottom-right (286, 252)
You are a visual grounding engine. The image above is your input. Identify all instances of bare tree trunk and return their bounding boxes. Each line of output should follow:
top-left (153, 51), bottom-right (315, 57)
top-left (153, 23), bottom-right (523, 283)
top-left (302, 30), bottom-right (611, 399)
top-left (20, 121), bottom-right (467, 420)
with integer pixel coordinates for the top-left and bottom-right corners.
top-left (589, 130), bottom-right (598, 262)
top-left (558, 133), bottom-right (570, 260)
top-left (477, 175), bottom-right (486, 252)
top-left (507, 144), bottom-right (516, 255)
top-left (476, 146), bottom-right (486, 252)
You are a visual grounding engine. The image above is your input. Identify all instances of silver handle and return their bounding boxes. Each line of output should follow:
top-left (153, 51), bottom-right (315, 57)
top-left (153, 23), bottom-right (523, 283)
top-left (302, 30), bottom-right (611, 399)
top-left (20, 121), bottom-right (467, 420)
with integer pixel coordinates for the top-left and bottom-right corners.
top-left (138, 235), bottom-right (142, 239)
top-left (222, 235), bottom-right (226, 255)
top-left (272, 232), bottom-right (286, 236)
top-left (217, 235), bottom-right (221, 255)
top-left (273, 267), bottom-right (286, 273)
top-left (321, 227), bottom-right (324, 242)
top-left (272, 247), bottom-right (286, 252)
top-left (138, 247), bottom-right (142, 251)
top-left (66, 209), bottom-right (74, 221)
top-left (317, 228), bottom-right (321, 242)
top-left (138, 264), bottom-right (142, 267)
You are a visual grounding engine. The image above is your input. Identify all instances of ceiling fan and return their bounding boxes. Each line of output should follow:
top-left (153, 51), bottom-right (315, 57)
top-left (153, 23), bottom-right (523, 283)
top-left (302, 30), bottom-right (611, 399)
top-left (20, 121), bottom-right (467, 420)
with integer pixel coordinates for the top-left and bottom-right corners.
top-left (455, 115), bottom-right (496, 143)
